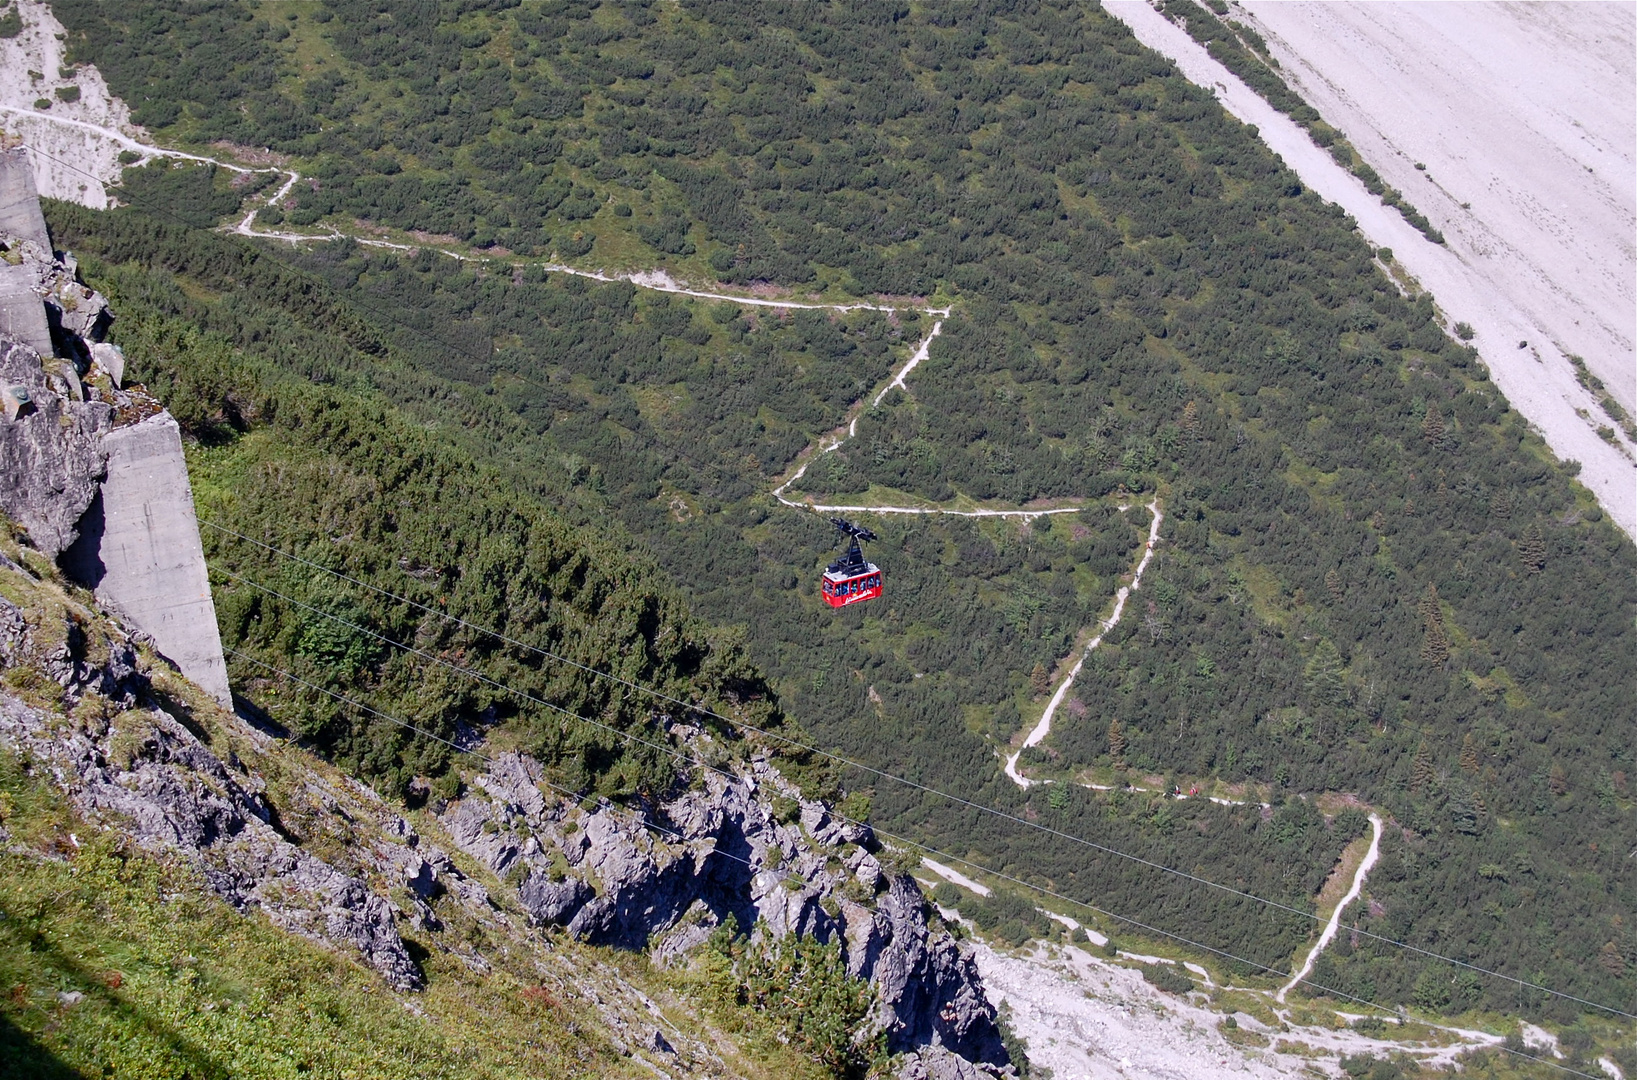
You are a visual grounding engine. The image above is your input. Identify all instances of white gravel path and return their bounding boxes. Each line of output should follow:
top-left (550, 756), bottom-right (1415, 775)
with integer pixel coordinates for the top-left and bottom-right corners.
top-left (0, 0), bottom-right (143, 207)
top-left (1277, 814), bottom-right (1382, 1002)
top-left (920, 857), bottom-right (992, 897)
top-left (1006, 500), bottom-right (1164, 788)
top-left (1103, 0), bottom-right (1636, 540)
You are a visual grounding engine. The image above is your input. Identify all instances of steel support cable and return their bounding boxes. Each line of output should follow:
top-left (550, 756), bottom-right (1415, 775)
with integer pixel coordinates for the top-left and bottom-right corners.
top-left (224, 638), bottom-right (1604, 1080)
top-left (204, 523), bottom-right (1637, 1022)
top-left (26, 141), bottom-right (1631, 1028)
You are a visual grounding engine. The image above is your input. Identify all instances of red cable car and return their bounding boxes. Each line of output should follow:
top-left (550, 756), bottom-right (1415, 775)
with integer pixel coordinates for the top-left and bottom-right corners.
top-left (821, 518), bottom-right (882, 608)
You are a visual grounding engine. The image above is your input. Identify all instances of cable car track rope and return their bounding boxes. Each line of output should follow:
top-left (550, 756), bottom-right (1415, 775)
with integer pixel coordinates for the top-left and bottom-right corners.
top-left (11, 139), bottom-right (1627, 1028)
top-left (223, 647), bottom-right (1604, 1080)
top-left (204, 544), bottom-right (1635, 1023)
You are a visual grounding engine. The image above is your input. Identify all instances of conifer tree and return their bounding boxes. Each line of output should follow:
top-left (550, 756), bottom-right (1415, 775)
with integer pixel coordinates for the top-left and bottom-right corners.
top-left (1460, 731), bottom-right (1479, 773)
top-left (1418, 582), bottom-right (1441, 624)
top-left (1181, 400), bottom-right (1199, 440)
top-left (1324, 568), bottom-right (1343, 602)
top-left (1410, 741), bottom-right (1435, 793)
top-left (1421, 400), bottom-right (1445, 445)
top-left (1419, 583), bottom-right (1450, 668)
top-left (1421, 618), bottom-right (1450, 668)
top-left (1599, 942), bottom-right (1626, 976)
top-left (1304, 639), bottom-right (1345, 707)
top-left (1490, 489), bottom-right (1514, 519)
top-left (1519, 521), bottom-right (1547, 574)
top-left (1030, 662), bottom-right (1051, 698)
top-left (1108, 717), bottom-right (1126, 766)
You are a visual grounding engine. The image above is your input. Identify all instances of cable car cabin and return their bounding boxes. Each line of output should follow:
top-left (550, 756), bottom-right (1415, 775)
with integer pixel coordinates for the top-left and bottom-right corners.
top-left (822, 563), bottom-right (882, 607)
top-left (821, 517), bottom-right (882, 608)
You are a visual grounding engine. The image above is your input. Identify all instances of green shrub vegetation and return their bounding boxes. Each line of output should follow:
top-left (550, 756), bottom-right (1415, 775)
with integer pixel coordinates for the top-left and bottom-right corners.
top-left (36, 0), bottom-right (1634, 1026)
top-left (705, 921), bottom-right (881, 1079)
top-left (1141, 962), bottom-right (1195, 995)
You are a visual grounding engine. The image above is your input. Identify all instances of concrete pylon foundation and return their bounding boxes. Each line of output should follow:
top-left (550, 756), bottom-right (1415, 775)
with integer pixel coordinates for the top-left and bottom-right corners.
top-left (0, 148), bottom-right (52, 250)
top-left (85, 413), bottom-right (231, 705)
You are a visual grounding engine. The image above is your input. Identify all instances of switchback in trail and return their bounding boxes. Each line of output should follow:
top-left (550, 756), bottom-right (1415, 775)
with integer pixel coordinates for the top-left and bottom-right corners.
top-left (10, 106), bottom-right (1098, 523)
top-left (1005, 499), bottom-right (1164, 788)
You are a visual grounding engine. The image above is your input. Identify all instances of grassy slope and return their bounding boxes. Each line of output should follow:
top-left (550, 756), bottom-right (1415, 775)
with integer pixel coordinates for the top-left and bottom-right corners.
top-left (38, 0), bottom-right (1637, 1021)
top-left (0, 544), bottom-right (830, 1080)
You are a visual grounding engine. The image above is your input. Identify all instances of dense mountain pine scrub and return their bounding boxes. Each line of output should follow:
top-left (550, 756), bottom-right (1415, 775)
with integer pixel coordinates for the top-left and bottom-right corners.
top-left (45, 0), bottom-right (1636, 1021)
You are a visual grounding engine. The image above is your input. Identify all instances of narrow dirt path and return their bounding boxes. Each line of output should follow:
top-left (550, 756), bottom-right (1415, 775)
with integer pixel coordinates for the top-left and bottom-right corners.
top-left (769, 318), bottom-right (1099, 521)
top-left (1277, 812), bottom-right (1383, 1003)
top-left (1006, 499), bottom-right (1164, 788)
top-left (12, 103), bottom-right (1100, 523)
top-left (9, 119), bottom-right (949, 317)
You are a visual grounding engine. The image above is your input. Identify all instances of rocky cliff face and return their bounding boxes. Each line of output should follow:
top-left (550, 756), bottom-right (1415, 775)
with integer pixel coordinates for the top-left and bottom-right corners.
top-left (442, 744), bottom-right (1009, 1068)
top-left (0, 334), bottom-right (110, 556)
top-left (0, 147), bottom-right (228, 702)
top-left (0, 147), bottom-right (147, 558)
top-left (0, 570), bottom-right (422, 990)
top-left (0, 168), bottom-right (123, 558)
top-left (0, 547), bottom-right (1011, 1077)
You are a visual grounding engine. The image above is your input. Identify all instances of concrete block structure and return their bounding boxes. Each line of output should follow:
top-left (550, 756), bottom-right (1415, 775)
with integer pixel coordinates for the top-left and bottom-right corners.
top-left (86, 413), bottom-right (232, 706)
top-left (0, 148), bottom-right (51, 250)
top-left (0, 263), bottom-right (54, 358)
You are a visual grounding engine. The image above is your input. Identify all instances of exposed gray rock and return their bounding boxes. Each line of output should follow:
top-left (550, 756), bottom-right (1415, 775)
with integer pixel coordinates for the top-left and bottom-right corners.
top-left (519, 871), bottom-right (594, 925)
top-left (440, 749), bottom-right (1011, 1074)
top-left (860, 876), bottom-right (1008, 1066)
top-left (897, 1045), bottom-right (996, 1080)
top-left (90, 342), bottom-right (124, 388)
top-left (0, 602), bottom-right (421, 991)
top-left (0, 335), bottom-right (110, 557)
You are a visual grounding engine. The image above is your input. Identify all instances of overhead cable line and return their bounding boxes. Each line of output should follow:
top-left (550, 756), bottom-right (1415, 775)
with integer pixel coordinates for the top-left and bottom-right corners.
top-left (226, 638), bottom-right (1606, 1080)
top-left (26, 144), bottom-right (1631, 1028)
top-left (204, 524), bottom-right (1637, 1022)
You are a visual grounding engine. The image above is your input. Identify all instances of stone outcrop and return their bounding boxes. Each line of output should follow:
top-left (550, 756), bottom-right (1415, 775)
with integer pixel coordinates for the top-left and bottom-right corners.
top-left (0, 537), bottom-right (1012, 1075)
top-left (0, 583), bottom-right (421, 990)
top-left (0, 145), bottom-right (229, 704)
top-left (0, 334), bottom-right (110, 555)
top-left (441, 743), bottom-right (1011, 1071)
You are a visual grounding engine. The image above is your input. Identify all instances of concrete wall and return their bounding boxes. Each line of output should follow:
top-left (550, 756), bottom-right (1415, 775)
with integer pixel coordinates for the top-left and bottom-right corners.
top-left (0, 148), bottom-right (51, 249)
top-left (90, 413), bottom-right (231, 705)
top-left (0, 263), bottom-right (53, 358)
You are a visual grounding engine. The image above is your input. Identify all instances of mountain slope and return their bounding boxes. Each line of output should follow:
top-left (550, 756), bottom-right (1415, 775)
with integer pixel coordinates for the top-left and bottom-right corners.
top-left (0, 524), bottom-right (1010, 1079)
top-left (29, 0), bottom-right (1637, 1026)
